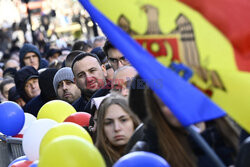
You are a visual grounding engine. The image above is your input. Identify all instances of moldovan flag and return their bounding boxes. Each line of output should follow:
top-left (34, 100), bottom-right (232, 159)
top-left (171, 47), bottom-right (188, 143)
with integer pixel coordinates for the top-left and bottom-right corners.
top-left (79, 0), bottom-right (227, 127)
top-left (82, 0), bottom-right (250, 132)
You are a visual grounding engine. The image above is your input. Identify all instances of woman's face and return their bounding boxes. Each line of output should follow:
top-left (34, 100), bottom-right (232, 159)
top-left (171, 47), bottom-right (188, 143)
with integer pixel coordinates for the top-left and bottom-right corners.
top-left (104, 104), bottom-right (134, 147)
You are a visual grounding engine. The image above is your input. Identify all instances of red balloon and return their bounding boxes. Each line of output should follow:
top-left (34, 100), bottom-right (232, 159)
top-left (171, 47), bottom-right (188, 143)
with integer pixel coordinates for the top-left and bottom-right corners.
top-left (11, 160), bottom-right (33, 167)
top-left (13, 134), bottom-right (23, 138)
top-left (64, 112), bottom-right (91, 127)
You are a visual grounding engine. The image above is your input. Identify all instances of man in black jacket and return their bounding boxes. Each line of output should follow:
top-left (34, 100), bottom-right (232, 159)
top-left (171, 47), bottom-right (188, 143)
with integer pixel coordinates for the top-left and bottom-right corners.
top-left (14, 66), bottom-right (40, 104)
top-left (71, 52), bottom-right (108, 112)
top-left (24, 68), bottom-right (58, 117)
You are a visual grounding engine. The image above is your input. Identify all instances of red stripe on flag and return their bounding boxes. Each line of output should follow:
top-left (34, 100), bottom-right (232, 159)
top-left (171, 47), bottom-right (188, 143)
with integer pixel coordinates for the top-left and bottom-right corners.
top-left (179, 0), bottom-right (250, 72)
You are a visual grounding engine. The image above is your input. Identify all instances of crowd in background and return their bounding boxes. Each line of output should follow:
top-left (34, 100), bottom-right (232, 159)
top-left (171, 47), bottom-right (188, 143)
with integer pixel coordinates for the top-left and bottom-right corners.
top-left (0, 16), bottom-right (250, 166)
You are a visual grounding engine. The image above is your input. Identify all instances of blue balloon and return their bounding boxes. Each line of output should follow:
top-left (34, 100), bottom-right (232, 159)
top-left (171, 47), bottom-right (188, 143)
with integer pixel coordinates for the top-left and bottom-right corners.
top-left (0, 101), bottom-right (25, 136)
top-left (8, 156), bottom-right (28, 167)
top-left (113, 152), bottom-right (170, 167)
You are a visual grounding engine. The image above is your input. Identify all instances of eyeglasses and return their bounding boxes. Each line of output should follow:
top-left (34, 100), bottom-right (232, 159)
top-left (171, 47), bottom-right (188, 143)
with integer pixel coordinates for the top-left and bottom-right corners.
top-left (108, 56), bottom-right (129, 65)
top-left (105, 63), bottom-right (112, 70)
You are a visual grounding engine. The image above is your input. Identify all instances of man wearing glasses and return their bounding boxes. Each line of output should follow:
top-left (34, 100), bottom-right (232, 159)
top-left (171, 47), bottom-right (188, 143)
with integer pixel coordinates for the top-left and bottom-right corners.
top-left (103, 40), bottom-right (130, 71)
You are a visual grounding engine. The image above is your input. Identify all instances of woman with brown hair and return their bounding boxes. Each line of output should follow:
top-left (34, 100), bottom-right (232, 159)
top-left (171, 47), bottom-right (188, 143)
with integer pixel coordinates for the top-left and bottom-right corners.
top-left (143, 87), bottom-right (238, 167)
top-left (145, 87), bottom-right (197, 167)
top-left (95, 93), bottom-right (140, 167)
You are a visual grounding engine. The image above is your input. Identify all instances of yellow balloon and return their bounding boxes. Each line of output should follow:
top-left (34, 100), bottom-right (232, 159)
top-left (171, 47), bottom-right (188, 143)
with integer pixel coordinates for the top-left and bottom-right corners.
top-left (40, 122), bottom-right (93, 156)
top-left (37, 100), bottom-right (76, 122)
top-left (38, 135), bottom-right (106, 167)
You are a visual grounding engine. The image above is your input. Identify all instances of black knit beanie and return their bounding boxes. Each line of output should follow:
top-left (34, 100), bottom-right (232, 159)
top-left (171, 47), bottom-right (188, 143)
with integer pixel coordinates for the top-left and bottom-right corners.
top-left (39, 68), bottom-right (58, 102)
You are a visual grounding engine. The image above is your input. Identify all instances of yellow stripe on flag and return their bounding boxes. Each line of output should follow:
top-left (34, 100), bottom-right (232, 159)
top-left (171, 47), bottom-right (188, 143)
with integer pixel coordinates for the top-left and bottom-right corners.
top-left (90, 0), bottom-right (250, 132)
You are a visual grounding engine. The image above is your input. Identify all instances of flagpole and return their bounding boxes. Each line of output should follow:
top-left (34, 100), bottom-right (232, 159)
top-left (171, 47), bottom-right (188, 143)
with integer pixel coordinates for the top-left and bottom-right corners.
top-left (186, 125), bottom-right (226, 167)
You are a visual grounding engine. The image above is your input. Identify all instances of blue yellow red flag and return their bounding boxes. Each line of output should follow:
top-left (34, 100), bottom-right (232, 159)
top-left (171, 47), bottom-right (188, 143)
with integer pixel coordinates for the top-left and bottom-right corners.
top-left (78, 0), bottom-right (226, 127)
top-left (80, 0), bottom-right (250, 132)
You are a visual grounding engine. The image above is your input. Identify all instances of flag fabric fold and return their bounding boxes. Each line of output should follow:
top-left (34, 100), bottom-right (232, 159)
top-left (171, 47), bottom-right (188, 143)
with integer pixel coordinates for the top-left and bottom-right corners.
top-left (78, 0), bottom-right (226, 126)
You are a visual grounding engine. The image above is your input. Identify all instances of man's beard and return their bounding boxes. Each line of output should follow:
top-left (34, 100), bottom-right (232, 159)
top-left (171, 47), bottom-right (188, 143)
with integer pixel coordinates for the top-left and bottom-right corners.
top-left (81, 77), bottom-right (106, 99)
top-left (82, 88), bottom-right (96, 99)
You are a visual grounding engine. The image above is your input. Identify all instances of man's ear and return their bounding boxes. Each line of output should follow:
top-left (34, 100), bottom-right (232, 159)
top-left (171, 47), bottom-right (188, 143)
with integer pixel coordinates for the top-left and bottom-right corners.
top-left (101, 64), bottom-right (107, 78)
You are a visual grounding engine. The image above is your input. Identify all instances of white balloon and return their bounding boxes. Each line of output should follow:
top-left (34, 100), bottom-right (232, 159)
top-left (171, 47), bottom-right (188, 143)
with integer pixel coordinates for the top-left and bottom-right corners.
top-left (22, 119), bottom-right (57, 161)
top-left (19, 113), bottom-right (37, 134)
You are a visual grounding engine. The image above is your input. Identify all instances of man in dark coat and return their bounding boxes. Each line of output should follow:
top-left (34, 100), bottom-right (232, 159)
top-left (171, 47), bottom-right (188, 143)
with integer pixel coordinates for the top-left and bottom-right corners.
top-left (24, 68), bottom-right (58, 117)
top-left (19, 43), bottom-right (48, 70)
top-left (71, 52), bottom-right (109, 112)
top-left (53, 67), bottom-right (81, 104)
top-left (14, 66), bottom-right (40, 104)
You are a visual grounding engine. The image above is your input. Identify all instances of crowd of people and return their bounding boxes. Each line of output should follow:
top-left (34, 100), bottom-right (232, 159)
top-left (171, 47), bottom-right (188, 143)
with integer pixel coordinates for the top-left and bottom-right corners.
top-left (0, 31), bottom-right (250, 166)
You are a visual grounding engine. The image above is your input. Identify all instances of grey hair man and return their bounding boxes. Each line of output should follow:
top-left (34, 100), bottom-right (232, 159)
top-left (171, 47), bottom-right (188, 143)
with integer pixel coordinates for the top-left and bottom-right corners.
top-left (93, 36), bottom-right (106, 48)
top-left (112, 65), bottom-right (137, 97)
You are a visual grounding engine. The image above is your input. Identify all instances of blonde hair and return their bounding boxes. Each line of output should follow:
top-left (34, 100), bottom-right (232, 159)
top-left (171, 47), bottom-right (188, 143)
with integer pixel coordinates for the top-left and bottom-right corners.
top-left (95, 93), bottom-right (140, 165)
